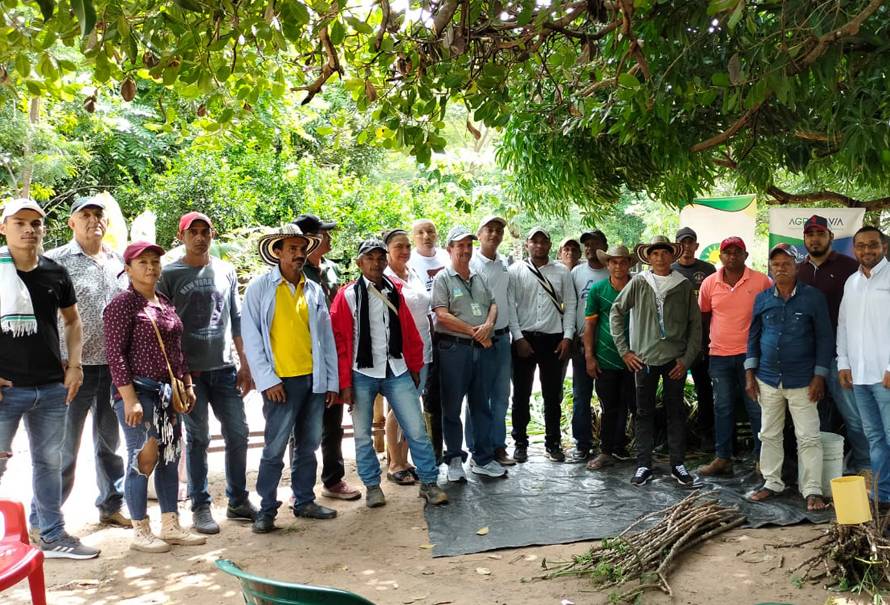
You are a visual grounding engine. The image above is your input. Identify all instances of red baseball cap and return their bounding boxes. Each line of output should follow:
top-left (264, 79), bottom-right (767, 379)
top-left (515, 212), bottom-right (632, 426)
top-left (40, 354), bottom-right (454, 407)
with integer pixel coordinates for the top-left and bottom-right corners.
top-left (719, 236), bottom-right (746, 252)
top-left (803, 215), bottom-right (830, 233)
top-left (119, 241), bottom-right (165, 276)
top-left (178, 211), bottom-right (213, 232)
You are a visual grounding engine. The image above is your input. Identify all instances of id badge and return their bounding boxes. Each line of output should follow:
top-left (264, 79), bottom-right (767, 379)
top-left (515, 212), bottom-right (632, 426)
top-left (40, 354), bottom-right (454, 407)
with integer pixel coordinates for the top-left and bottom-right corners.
top-left (470, 302), bottom-right (483, 317)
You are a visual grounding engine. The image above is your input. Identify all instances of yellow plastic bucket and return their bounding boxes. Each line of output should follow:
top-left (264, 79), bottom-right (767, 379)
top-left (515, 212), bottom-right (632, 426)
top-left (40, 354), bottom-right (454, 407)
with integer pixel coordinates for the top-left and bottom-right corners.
top-left (831, 476), bottom-right (872, 525)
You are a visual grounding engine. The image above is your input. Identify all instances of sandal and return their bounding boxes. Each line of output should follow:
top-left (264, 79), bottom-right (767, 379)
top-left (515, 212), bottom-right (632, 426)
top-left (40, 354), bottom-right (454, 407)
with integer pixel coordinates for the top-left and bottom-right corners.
top-left (386, 470), bottom-right (416, 485)
top-left (806, 494), bottom-right (829, 511)
top-left (407, 467), bottom-right (419, 481)
top-left (586, 453), bottom-right (615, 471)
top-left (749, 486), bottom-right (780, 502)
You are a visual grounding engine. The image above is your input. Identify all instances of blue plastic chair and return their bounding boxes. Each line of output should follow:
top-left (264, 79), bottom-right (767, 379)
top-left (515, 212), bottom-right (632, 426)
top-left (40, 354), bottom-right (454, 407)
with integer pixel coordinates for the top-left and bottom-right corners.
top-left (215, 559), bottom-right (376, 605)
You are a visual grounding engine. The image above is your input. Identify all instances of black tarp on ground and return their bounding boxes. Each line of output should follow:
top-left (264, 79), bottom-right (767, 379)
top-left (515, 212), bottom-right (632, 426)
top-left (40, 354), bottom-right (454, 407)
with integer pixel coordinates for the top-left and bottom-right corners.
top-left (425, 450), bottom-right (832, 557)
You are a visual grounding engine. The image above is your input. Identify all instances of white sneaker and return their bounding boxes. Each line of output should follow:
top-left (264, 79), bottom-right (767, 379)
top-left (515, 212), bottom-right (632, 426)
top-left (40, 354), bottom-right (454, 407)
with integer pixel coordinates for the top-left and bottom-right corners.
top-left (470, 459), bottom-right (507, 478)
top-left (447, 458), bottom-right (467, 482)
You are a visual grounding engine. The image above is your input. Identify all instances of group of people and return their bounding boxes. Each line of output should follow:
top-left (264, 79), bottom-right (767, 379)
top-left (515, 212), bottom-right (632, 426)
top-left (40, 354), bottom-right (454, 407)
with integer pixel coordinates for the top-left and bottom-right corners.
top-left (1, 192), bottom-right (889, 560)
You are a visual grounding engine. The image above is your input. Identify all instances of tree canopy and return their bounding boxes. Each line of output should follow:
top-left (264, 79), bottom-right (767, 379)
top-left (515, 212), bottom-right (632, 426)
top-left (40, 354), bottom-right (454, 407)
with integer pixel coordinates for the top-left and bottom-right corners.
top-left (2, 0), bottom-right (888, 213)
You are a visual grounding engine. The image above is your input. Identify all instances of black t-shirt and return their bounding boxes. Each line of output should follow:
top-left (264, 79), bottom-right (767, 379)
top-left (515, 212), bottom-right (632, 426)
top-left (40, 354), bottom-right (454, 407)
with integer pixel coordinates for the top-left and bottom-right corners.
top-left (0, 256), bottom-right (77, 386)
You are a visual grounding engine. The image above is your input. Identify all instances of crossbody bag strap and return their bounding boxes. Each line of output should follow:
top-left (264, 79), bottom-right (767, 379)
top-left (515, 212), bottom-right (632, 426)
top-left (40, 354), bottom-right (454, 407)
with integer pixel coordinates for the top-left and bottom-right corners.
top-left (145, 308), bottom-right (178, 381)
top-left (524, 260), bottom-right (564, 315)
top-left (368, 283), bottom-right (400, 316)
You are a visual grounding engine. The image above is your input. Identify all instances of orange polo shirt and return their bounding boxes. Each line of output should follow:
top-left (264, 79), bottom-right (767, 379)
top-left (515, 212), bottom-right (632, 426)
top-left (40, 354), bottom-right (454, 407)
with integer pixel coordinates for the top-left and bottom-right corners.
top-left (698, 267), bottom-right (772, 357)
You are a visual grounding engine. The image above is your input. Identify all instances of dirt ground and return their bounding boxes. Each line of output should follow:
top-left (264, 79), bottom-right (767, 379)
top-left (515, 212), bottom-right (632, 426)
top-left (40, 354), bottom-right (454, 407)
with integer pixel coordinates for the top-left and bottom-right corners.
top-left (1, 444), bottom-right (862, 605)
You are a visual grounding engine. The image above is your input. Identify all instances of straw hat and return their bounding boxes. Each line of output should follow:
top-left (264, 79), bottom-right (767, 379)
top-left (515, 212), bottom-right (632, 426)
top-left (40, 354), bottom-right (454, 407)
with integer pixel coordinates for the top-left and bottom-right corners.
top-left (257, 224), bottom-right (321, 266)
top-left (634, 236), bottom-right (682, 265)
top-left (596, 244), bottom-right (637, 266)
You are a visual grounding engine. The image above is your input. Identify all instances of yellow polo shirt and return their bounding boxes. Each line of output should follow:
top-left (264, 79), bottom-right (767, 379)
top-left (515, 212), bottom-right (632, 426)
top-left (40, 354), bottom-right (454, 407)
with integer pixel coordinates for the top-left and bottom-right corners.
top-left (270, 277), bottom-right (313, 378)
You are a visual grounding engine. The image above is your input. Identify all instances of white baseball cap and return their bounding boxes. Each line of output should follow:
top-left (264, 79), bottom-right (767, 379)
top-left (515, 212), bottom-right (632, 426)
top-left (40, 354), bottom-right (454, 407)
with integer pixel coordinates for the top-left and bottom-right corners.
top-left (2, 198), bottom-right (46, 221)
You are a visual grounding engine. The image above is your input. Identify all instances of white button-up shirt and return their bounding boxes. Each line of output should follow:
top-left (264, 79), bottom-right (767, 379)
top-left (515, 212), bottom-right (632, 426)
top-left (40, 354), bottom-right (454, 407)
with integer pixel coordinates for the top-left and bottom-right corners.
top-left (509, 259), bottom-right (576, 340)
top-left (470, 250), bottom-right (519, 333)
top-left (343, 277), bottom-right (408, 379)
top-left (837, 257), bottom-right (890, 385)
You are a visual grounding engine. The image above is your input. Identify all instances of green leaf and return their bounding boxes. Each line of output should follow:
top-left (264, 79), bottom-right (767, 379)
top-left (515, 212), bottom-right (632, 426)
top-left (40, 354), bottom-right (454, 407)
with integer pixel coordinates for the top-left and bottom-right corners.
top-left (346, 16), bottom-right (373, 35)
top-left (330, 20), bottom-right (346, 45)
top-left (35, 0), bottom-right (54, 21)
top-left (316, 125), bottom-right (333, 135)
top-left (727, 0), bottom-right (744, 30)
top-left (618, 73), bottom-right (640, 89)
top-left (173, 0), bottom-right (204, 11)
top-left (711, 72), bottom-right (731, 87)
top-left (14, 53), bottom-right (29, 77)
top-left (70, 0), bottom-right (97, 37)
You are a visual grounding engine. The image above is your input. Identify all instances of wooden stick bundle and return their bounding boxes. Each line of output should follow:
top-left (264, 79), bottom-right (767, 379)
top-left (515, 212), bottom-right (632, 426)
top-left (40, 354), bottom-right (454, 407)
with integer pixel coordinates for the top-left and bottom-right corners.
top-left (539, 492), bottom-right (746, 603)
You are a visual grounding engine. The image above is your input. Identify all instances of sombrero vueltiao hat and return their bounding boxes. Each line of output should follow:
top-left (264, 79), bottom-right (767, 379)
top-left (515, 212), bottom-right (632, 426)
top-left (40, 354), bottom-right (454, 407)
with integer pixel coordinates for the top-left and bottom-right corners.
top-left (634, 236), bottom-right (682, 265)
top-left (596, 244), bottom-right (637, 266)
top-left (258, 224), bottom-right (321, 266)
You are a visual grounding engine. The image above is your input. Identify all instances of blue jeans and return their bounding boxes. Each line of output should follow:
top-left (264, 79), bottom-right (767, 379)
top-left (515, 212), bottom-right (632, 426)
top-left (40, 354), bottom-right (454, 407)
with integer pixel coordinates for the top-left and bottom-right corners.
top-left (255, 376), bottom-right (324, 516)
top-left (113, 385), bottom-right (181, 520)
top-left (29, 365), bottom-right (124, 528)
top-left (352, 369), bottom-right (439, 485)
top-left (465, 335), bottom-right (511, 452)
top-left (439, 338), bottom-right (496, 466)
top-left (709, 354), bottom-right (761, 459)
top-left (571, 342), bottom-right (595, 452)
top-left (825, 359), bottom-right (870, 473)
top-left (854, 383), bottom-right (890, 502)
top-left (185, 366), bottom-right (250, 510)
top-left (0, 383), bottom-right (68, 541)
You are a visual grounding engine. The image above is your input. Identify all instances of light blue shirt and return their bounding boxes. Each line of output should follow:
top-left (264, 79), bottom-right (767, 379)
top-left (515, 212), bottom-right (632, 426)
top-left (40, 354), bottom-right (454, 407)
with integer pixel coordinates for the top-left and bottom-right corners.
top-left (242, 265), bottom-right (339, 394)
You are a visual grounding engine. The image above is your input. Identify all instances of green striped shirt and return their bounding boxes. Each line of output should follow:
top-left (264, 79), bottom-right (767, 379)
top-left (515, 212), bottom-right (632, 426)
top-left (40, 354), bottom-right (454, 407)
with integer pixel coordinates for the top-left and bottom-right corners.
top-left (584, 277), bottom-right (626, 370)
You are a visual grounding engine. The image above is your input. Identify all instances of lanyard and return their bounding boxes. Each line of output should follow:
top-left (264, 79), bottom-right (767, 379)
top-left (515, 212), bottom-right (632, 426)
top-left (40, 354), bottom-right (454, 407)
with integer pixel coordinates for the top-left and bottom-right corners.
top-left (524, 260), bottom-right (564, 315)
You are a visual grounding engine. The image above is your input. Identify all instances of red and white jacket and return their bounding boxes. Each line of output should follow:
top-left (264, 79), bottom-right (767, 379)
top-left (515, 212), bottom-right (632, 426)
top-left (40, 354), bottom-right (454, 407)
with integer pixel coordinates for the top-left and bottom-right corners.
top-left (329, 278), bottom-right (425, 390)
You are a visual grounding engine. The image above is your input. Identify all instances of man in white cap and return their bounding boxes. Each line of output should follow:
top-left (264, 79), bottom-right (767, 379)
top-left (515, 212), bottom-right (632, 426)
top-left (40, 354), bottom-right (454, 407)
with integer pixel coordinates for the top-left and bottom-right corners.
top-left (241, 224), bottom-right (340, 533)
top-left (37, 196), bottom-right (128, 536)
top-left (467, 216), bottom-right (519, 466)
top-left (0, 198), bottom-right (99, 559)
top-left (431, 226), bottom-right (506, 481)
top-left (610, 236), bottom-right (701, 487)
top-left (509, 227), bottom-right (576, 463)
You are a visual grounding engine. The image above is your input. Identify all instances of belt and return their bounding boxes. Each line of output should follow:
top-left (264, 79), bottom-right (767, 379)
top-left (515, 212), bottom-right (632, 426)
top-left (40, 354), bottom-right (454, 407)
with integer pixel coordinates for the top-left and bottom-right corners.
top-left (494, 327), bottom-right (509, 336)
top-left (438, 333), bottom-right (497, 348)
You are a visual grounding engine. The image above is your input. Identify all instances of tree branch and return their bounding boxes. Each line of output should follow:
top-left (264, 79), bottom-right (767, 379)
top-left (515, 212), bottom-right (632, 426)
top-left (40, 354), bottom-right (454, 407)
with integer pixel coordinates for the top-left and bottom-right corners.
top-left (297, 24), bottom-right (342, 105)
top-left (374, 0), bottom-right (391, 51)
top-left (689, 103), bottom-right (762, 153)
top-left (799, 0), bottom-right (886, 67)
top-left (432, 0), bottom-right (459, 37)
top-left (766, 186), bottom-right (890, 210)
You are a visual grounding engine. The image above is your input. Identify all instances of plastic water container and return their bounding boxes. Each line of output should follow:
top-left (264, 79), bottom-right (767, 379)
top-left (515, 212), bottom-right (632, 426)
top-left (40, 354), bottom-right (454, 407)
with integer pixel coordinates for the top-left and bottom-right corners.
top-left (797, 431), bottom-right (844, 497)
top-left (831, 476), bottom-right (872, 524)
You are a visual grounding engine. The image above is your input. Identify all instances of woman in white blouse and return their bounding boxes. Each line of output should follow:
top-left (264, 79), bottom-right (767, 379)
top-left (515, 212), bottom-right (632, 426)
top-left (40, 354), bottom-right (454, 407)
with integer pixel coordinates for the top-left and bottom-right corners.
top-left (382, 228), bottom-right (433, 484)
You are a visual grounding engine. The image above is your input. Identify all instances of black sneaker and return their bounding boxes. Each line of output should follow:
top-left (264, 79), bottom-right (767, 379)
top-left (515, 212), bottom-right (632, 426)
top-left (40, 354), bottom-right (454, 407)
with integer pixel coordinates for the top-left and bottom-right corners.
top-left (227, 500), bottom-right (258, 521)
top-left (546, 448), bottom-right (566, 462)
top-left (630, 467), bottom-right (653, 487)
top-left (39, 532), bottom-right (100, 559)
top-left (671, 464), bottom-right (696, 487)
top-left (192, 506), bottom-right (220, 534)
top-left (566, 448), bottom-right (590, 464)
top-left (513, 445), bottom-right (528, 463)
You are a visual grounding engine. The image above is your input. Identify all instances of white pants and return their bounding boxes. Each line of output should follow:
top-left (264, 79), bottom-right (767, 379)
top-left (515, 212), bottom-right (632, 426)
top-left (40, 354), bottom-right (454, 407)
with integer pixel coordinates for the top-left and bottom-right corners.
top-left (757, 379), bottom-right (823, 496)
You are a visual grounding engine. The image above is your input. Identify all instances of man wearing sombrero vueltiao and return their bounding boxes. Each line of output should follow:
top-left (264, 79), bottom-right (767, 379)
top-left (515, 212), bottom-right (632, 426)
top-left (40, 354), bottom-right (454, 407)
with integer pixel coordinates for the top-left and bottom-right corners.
top-left (241, 224), bottom-right (341, 534)
top-left (610, 236), bottom-right (701, 489)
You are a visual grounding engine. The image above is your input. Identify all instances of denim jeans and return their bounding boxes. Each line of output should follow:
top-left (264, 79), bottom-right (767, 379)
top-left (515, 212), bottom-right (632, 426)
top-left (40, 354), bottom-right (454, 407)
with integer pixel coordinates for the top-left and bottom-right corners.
top-left (511, 332), bottom-right (565, 451)
top-left (113, 386), bottom-right (181, 520)
top-left (439, 338), bottom-right (496, 466)
top-left (29, 365), bottom-right (124, 529)
top-left (689, 353), bottom-right (714, 436)
top-left (0, 383), bottom-right (68, 541)
top-left (465, 335), bottom-right (511, 452)
top-left (709, 354), bottom-right (761, 459)
top-left (635, 363), bottom-right (687, 468)
top-left (595, 368), bottom-right (634, 455)
top-left (571, 342), bottom-right (595, 452)
top-left (255, 375), bottom-right (324, 516)
top-left (185, 366), bottom-right (250, 510)
top-left (352, 369), bottom-right (439, 485)
top-left (824, 358), bottom-right (870, 473)
top-left (854, 383), bottom-right (890, 502)
top-left (423, 335), bottom-right (443, 461)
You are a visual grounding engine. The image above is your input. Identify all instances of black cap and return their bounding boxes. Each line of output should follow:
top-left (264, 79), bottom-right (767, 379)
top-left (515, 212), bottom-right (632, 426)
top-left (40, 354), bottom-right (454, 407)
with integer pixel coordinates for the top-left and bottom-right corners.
top-left (357, 238), bottom-right (387, 256)
top-left (294, 214), bottom-right (337, 235)
top-left (70, 196), bottom-right (106, 215)
top-left (580, 230), bottom-right (607, 245)
top-left (676, 226), bottom-right (697, 242)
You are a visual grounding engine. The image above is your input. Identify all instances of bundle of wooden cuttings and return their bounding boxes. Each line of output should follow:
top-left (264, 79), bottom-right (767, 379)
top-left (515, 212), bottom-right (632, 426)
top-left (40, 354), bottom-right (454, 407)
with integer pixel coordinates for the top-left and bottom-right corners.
top-left (539, 492), bottom-right (746, 603)
top-left (786, 512), bottom-right (890, 595)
